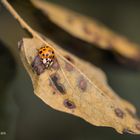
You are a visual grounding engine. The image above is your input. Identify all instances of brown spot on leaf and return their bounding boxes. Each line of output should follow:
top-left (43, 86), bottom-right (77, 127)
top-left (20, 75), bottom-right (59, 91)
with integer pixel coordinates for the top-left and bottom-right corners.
top-left (64, 55), bottom-right (74, 63)
top-left (136, 123), bottom-right (140, 131)
top-left (64, 55), bottom-right (74, 71)
top-left (83, 23), bottom-right (92, 35)
top-left (64, 99), bottom-right (76, 109)
top-left (67, 15), bottom-right (75, 24)
top-left (114, 108), bottom-right (124, 118)
top-left (51, 59), bottom-right (60, 70)
top-left (78, 76), bottom-right (87, 91)
top-left (65, 62), bottom-right (73, 71)
top-left (50, 74), bottom-right (66, 94)
top-left (31, 55), bottom-right (46, 75)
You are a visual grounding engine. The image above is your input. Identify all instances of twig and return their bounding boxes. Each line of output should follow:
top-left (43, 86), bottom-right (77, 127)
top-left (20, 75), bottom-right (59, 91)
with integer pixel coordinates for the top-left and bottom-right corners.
top-left (1, 0), bottom-right (50, 46)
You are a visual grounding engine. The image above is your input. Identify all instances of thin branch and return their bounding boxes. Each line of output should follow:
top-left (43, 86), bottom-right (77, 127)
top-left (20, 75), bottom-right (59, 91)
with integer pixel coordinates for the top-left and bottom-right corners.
top-left (1, 0), bottom-right (50, 46)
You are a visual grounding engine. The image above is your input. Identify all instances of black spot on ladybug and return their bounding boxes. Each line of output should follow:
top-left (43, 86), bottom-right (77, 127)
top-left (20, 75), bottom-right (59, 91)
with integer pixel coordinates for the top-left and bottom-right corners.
top-left (39, 51), bottom-right (42, 54)
top-left (50, 74), bottom-right (66, 94)
top-left (63, 99), bottom-right (76, 109)
top-left (43, 49), bottom-right (46, 51)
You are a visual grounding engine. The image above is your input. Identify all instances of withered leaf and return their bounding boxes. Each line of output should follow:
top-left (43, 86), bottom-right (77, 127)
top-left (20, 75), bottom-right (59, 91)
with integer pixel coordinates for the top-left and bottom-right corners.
top-left (20, 36), bottom-right (140, 134)
top-left (2, 0), bottom-right (140, 135)
top-left (31, 0), bottom-right (140, 64)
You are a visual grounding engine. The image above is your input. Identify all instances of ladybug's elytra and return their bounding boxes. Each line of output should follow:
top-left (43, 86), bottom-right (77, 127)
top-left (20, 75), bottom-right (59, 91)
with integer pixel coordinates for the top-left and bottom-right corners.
top-left (38, 45), bottom-right (55, 68)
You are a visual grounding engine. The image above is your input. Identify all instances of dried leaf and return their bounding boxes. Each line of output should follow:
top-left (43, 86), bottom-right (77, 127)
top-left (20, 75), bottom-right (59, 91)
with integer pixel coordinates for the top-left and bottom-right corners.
top-left (2, 0), bottom-right (140, 135)
top-left (31, 0), bottom-right (140, 65)
top-left (20, 36), bottom-right (140, 134)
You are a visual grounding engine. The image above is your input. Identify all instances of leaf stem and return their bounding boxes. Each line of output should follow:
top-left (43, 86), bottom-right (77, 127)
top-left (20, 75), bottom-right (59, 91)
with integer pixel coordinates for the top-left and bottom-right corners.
top-left (1, 0), bottom-right (50, 46)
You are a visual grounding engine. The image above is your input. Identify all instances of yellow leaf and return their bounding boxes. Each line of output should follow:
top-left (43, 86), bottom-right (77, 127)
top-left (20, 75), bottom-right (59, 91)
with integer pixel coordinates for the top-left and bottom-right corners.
top-left (19, 36), bottom-right (140, 134)
top-left (31, 0), bottom-right (140, 64)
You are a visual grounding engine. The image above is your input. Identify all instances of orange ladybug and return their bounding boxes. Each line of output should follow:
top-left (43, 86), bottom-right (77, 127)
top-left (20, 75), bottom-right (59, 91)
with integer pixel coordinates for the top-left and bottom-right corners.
top-left (38, 45), bottom-right (55, 68)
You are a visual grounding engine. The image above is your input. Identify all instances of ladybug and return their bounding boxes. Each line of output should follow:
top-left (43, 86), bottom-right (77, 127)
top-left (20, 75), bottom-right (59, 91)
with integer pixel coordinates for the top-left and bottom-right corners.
top-left (38, 45), bottom-right (55, 68)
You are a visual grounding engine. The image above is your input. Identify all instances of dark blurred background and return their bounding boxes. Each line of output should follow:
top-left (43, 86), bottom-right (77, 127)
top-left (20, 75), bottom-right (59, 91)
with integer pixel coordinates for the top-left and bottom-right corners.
top-left (0, 0), bottom-right (140, 140)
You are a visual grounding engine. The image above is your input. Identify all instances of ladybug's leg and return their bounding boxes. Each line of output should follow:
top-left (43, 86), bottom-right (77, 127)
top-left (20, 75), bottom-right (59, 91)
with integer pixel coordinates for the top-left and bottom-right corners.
top-left (44, 58), bottom-right (50, 68)
top-left (49, 60), bottom-right (54, 67)
top-left (47, 59), bottom-right (54, 69)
